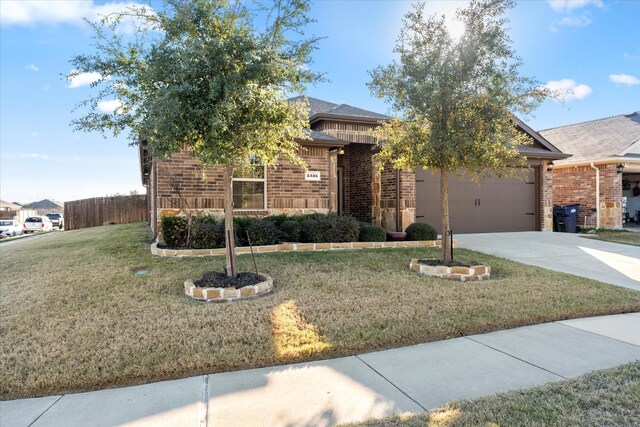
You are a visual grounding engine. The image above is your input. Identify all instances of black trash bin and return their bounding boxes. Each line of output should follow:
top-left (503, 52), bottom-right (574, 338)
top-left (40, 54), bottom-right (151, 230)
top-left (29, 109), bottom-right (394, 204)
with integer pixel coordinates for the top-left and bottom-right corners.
top-left (553, 204), bottom-right (580, 233)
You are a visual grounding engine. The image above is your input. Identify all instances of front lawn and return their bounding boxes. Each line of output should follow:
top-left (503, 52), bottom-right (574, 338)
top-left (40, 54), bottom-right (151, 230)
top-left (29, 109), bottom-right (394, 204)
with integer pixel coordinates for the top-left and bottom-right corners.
top-left (346, 361), bottom-right (640, 427)
top-left (581, 230), bottom-right (640, 246)
top-left (1, 223), bottom-right (639, 400)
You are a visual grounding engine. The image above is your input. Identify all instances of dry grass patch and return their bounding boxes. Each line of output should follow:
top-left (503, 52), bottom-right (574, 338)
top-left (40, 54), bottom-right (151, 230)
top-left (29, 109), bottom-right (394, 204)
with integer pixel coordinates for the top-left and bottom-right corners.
top-left (1, 223), bottom-right (639, 399)
top-left (582, 230), bottom-right (640, 246)
top-left (345, 361), bottom-right (640, 427)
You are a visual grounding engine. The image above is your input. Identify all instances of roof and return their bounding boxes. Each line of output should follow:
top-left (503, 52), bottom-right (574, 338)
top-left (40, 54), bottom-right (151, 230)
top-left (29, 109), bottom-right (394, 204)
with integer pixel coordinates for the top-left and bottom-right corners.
top-left (289, 96), bottom-right (391, 122)
top-left (23, 199), bottom-right (63, 209)
top-left (0, 200), bottom-right (21, 210)
top-left (539, 112), bottom-right (640, 164)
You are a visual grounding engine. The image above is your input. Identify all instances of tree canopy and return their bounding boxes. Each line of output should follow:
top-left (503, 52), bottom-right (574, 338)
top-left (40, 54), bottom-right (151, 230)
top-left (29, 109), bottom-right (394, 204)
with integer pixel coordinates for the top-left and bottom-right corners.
top-left (68, 0), bottom-right (322, 276)
top-left (368, 0), bottom-right (551, 262)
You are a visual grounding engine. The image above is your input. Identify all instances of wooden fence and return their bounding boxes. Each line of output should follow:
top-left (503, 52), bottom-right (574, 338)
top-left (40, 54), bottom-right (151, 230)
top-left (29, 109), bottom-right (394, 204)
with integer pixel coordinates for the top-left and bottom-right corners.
top-left (64, 195), bottom-right (148, 231)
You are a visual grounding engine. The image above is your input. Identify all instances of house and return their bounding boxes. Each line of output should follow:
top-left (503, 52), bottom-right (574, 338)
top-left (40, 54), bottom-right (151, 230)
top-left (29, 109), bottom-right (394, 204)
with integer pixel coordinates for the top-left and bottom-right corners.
top-left (141, 97), bottom-right (569, 238)
top-left (0, 200), bottom-right (22, 220)
top-left (540, 112), bottom-right (640, 229)
top-left (23, 199), bottom-right (64, 215)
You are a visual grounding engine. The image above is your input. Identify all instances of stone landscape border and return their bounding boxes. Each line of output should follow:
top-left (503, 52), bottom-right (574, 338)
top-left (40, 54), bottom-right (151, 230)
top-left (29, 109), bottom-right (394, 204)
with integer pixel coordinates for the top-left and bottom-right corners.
top-left (184, 274), bottom-right (273, 302)
top-left (409, 258), bottom-right (491, 282)
top-left (152, 240), bottom-right (455, 257)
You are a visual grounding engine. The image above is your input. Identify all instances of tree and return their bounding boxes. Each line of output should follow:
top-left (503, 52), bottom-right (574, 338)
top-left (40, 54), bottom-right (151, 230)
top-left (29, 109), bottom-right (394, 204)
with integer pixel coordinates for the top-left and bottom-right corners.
top-left (368, 0), bottom-right (551, 264)
top-left (68, 0), bottom-right (321, 276)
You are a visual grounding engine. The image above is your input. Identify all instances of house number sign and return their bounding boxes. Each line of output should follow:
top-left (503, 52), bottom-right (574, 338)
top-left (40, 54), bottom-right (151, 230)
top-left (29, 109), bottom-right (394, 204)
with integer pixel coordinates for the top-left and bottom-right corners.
top-left (305, 171), bottom-right (321, 181)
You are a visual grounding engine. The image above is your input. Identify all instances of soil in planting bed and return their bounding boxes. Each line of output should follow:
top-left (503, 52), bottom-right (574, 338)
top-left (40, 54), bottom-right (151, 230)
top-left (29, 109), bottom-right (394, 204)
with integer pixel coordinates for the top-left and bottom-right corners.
top-left (417, 259), bottom-right (479, 267)
top-left (194, 271), bottom-right (265, 289)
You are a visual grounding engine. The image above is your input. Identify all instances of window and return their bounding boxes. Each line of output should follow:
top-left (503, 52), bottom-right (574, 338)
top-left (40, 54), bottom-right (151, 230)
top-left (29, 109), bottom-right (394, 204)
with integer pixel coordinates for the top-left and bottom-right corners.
top-left (233, 157), bottom-right (266, 210)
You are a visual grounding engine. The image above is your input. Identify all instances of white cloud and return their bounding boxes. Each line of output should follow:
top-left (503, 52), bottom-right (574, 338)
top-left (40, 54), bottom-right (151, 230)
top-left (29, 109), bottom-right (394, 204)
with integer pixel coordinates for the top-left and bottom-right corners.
top-left (548, 0), bottom-right (603, 13)
top-left (31, 132), bottom-right (38, 137)
top-left (558, 13), bottom-right (592, 27)
top-left (25, 63), bottom-right (39, 71)
top-left (624, 53), bottom-right (640, 60)
top-left (19, 153), bottom-right (49, 159)
top-left (42, 85), bottom-right (51, 91)
top-left (68, 71), bottom-right (103, 88)
top-left (0, 1), bottom-right (155, 34)
top-left (545, 79), bottom-right (592, 101)
top-left (97, 99), bottom-right (123, 113)
top-left (609, 74), bottom-right (640, 86)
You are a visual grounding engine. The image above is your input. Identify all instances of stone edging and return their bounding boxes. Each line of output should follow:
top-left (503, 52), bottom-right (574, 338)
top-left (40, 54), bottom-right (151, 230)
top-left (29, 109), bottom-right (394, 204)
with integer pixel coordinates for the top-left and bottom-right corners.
top-left (184, 274), bottom-right (273, 302)
top-left (152, 240), bottom-right (455, 257)
top-left (409, 259), bottom-right (491, 282)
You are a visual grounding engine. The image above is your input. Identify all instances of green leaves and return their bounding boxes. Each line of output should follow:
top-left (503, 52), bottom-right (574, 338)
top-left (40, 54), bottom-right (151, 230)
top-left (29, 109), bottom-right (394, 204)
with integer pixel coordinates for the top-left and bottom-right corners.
top-left (68, 0), bottom-right (320, 170)
top-left (369, 0), bottom-right (551, 179)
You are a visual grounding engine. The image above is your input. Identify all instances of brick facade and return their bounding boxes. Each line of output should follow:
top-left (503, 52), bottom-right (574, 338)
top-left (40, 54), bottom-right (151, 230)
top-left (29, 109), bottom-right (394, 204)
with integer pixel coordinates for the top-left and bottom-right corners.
top-left (372, 163), bottom-right (416, 232)
top-left (553, 163), bottom-right (622, 229)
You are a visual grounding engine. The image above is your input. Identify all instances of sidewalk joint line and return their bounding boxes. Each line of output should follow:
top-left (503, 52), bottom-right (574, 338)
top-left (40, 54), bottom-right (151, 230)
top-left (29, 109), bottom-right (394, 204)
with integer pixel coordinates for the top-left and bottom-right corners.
top-left (28, 394), bottom-right (64, 427)
top-left (463, 337), bottom-right (567, 380)
top-left (354, 355), bottom-right (427, 412)
top-left (554, 321), bottom-right (640, 348)
top-left (199, 375), bottom-right (209, 427)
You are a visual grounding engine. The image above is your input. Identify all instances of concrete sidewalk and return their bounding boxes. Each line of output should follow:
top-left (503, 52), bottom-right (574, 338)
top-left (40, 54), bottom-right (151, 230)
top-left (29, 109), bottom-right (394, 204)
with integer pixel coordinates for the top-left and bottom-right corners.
top-left (455, 231), bottom-right (640, 291)
top-left (2, 313), bottom-right (639, 427)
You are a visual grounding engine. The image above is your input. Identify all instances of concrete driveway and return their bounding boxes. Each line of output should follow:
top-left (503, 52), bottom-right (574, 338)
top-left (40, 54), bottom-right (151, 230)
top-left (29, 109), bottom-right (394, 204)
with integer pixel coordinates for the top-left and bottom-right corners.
top-left (456, 231), bottom-right (640, 291)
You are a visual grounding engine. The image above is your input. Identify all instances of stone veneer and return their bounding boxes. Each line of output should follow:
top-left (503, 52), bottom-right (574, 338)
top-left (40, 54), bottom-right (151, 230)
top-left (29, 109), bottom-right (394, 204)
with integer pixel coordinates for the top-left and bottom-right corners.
top-left (409, 259), bottom-right (491, 282)
top-left (184, 275), bottom-right (273, 302)
top-left (151, 240), bottom-right (454, 257)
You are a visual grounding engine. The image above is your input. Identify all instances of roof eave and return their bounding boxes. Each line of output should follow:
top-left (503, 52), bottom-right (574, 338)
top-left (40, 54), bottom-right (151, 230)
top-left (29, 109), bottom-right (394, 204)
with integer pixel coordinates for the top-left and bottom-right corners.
top-left (309, 113), bottom-right (391, 126)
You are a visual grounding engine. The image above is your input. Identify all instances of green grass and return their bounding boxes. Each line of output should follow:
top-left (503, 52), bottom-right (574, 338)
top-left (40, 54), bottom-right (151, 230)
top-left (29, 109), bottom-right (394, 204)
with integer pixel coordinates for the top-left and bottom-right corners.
top-left (345, 361), bottom-right (640, 427)
top-left (581, 229), bottom-right (640, 246)
top-left (1, 223), bottom-right (639, 400)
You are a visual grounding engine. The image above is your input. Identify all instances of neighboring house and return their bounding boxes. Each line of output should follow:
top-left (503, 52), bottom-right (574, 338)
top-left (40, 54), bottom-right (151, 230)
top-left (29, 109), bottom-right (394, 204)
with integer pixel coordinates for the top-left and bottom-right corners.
top-left (23, 199), bottom-right (64, 215)
top-left (540, 112), bottom-right (640, 229)
top-left (0, 200), bottom-right (22, 220)
top-left (141, 97), bottom-right (569, 238)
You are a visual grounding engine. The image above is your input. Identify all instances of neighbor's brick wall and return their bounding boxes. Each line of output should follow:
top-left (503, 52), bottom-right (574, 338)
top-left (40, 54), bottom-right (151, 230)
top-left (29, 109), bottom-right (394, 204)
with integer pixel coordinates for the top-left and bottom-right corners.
top-left (553, 163), bottom-right (622, 229)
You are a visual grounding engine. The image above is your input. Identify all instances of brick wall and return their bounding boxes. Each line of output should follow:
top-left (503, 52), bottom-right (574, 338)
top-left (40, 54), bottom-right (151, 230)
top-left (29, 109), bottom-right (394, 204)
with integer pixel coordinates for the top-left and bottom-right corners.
top-left (540, 161), bottom-right (553, 231)
top-left (347, 144), bottom-right (373, 222)
top-left (154, 147), bottom-right (330, 223)
top-left (372, 163), bottom-right (416, 231)
top-left (553, 163), bottom-right (622, 229)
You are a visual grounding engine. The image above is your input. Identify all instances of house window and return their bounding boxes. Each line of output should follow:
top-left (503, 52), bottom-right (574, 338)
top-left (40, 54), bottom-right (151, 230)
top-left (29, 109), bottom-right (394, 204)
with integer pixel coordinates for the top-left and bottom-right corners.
top-left (233, 158), bottom-right (266, 210)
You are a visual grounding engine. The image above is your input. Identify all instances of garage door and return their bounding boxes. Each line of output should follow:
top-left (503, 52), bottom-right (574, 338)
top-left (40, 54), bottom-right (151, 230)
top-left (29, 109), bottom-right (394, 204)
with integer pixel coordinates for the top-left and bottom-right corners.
top-left (415, 168), bottom-right (539, 233)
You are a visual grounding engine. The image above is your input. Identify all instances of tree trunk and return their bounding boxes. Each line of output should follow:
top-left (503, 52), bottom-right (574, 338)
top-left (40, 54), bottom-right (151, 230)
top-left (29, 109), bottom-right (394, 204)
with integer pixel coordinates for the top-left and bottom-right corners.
top-left (223, 164), bottom-right (236, 277)
top-left (440, 167), bottom-right (451, 264)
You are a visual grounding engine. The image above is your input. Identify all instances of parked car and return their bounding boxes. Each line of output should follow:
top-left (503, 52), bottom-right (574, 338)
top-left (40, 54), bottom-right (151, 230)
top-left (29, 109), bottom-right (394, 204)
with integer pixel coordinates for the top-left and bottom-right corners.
top-left (0, 220), bottom-right (23, 237)
top-left (45, 213), bottom-right (64, 229)
top-left (23, 216), bottom-right (53, 233)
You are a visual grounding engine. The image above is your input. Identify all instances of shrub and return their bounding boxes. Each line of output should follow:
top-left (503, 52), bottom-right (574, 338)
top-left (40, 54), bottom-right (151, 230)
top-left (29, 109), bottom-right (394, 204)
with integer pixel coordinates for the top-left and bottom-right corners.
top-left (405, 222), bottom-right (437, 241)
top-left (280, 220), bottom-right (301, 242)
top-left (191, 215), bottom-right (223, 249)
top-left (301, 215), bottom-right (359, 243)
top-left (359, 224), bottom-right (387, 242)
top-left (233, 216), bottom-right (256, 246)
top-left (246, 218), bottom-right (285, 246)
top-left (160, 215), bottom-right (189, 247)
top-left (267, 213), bottom-right (289, 227)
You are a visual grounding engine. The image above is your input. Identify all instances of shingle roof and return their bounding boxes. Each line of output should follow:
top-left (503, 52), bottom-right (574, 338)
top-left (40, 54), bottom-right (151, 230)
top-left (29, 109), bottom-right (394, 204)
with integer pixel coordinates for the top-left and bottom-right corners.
top-left (539, 112), bottom-right (640, 163)
top-left (0, 200), bottom-right (21, 210)
top-left (23, 199), bottom-right (63, 209)
top-left (289, 96), bottom-right (391, 120)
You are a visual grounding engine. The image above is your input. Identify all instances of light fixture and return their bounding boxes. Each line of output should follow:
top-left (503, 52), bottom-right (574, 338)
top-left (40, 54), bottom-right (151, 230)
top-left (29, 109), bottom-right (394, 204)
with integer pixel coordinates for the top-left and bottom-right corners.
top-left (616, 164), bottom-right (624, 174)
top-left (546, 161), bottom-right (554, 172)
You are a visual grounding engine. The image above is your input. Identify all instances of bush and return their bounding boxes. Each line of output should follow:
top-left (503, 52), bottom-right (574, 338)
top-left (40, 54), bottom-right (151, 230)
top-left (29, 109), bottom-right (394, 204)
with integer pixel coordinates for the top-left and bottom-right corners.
top-left (359, 224), bottom-right (387, 242)
top-left (301, 215), bottom-right (359, 243)
top-left (233, 216), bottom-right (255, 246)
top-left (246, 218), bottom-right (285, 246)
top-left (405, 222), bottom-right (437, 241)
top-left (160, 215), bottom-right (189, 247)
top-left (191, 216), bottom-right (223, 249)
top-left (280, 220), bottom-right (301, 242)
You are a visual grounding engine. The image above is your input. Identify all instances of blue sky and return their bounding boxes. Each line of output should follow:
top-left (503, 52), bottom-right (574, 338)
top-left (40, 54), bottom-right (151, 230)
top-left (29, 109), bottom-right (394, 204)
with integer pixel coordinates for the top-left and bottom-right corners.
top-left (1, 0), bottom-right (639, 204)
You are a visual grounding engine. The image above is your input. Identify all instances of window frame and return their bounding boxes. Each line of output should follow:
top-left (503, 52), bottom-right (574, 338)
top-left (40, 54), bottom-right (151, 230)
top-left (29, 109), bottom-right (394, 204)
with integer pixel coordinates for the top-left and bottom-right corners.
top-left (232, 165), bottom-right (267, 211)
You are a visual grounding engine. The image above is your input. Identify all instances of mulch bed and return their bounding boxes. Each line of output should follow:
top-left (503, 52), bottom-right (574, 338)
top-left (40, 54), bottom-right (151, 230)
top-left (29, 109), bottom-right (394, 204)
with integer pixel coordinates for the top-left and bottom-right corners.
top-left (417, 259), bottom-right (478, 267)
top-left (194, 271), bottom-right (265, 289)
